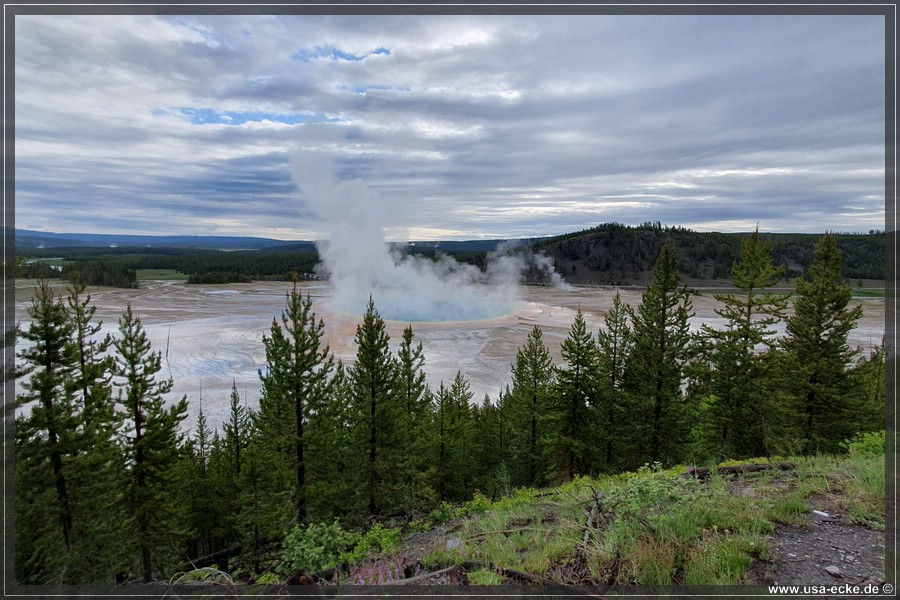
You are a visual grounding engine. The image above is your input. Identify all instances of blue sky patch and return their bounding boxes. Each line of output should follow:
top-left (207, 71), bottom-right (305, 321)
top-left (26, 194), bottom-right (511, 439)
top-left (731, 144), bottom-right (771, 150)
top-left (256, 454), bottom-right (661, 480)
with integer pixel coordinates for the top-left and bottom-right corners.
top-left (179, 108), bottom-right (341, 126)
top-left (292, 45), bottom-right (390, 62)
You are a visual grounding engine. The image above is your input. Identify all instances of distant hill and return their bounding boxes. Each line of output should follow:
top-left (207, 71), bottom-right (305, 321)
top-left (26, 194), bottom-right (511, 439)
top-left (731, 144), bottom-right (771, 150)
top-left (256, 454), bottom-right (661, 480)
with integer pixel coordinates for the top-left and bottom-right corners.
top-left (15, 226), bottom-right (884, 285)
top-left (536, 223), bottom-right (885, 285)
top-left (14, 230), bottom-right (508, 254)
top-left (14, 229), bottom-right (301, 251)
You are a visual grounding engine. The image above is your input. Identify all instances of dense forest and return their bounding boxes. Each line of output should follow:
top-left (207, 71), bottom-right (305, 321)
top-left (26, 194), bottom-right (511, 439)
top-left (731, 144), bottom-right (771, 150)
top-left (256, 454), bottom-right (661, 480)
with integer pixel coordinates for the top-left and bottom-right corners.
top-left (537, 222), bottom-right (886, 284)
top-left (14, 232), bottom-right (885, 586)
top-left (15, 223), bottom-right (886, 288)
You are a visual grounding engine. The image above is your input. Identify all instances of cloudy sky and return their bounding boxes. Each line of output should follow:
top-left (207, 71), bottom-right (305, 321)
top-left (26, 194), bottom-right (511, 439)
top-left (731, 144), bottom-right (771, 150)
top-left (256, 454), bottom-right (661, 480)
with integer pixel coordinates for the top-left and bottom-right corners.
top-left (14, 11), bottom-right (886, 241)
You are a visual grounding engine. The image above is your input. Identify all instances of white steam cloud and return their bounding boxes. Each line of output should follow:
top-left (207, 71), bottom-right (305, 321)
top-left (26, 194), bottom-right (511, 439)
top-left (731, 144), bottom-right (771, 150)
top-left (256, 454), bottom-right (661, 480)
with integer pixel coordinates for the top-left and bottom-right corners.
top-left (290, 148), bottom-right (569, 322)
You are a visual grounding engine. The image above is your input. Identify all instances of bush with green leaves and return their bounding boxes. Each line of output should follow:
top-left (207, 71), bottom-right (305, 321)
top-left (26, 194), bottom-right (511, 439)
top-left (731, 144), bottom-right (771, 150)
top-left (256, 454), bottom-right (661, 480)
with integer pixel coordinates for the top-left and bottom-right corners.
top-left (343, 523), bottom-right (402, 565)
top-left (276, 520), bottom-right (360, 578)
top-left (840, 430), bottom-right (885, 456)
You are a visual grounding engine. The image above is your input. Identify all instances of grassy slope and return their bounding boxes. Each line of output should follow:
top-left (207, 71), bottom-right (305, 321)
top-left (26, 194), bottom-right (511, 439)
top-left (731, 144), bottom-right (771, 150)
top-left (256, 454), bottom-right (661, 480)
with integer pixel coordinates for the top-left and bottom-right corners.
top-left (333, 450), bottom-right (885, 587)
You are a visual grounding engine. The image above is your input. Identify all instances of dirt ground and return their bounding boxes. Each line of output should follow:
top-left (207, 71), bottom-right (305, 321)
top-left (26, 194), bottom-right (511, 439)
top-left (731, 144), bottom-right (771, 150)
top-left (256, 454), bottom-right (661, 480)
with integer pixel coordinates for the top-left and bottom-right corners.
top-left (745, 492), bottom-right (886, 588)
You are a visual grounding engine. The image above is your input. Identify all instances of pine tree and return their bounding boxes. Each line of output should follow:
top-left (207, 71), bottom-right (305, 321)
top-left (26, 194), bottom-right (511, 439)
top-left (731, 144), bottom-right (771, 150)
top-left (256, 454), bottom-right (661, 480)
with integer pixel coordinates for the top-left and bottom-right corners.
top-left (255, 282), bottom-right (334, 524)
top-left (697, 229), bottom-right (790, 458)
top-left (506, 325), bottom-right (555, 487)
top-left (625, 240), bottom-right (694, 467)
top-left (113, 303), bottom-right (190, 583)
top-left (222, 381), bottom-right (253, 478)
top-left (847, 343), bottom-right (886, 434)
top-left (553, 310), bottom-right (600, 481)
top-left (348, 296), bottom-right (400, 517)
top-left (306, 360), bottom-right (357, 520)
top-left (393, 325), bottom-right (435, 512)
top-left (595, 291), bottom-right (633, 471)
top-left (15, 279), bottom-right (79, 582)
top-left (782, 234), bottom-right (864, 453)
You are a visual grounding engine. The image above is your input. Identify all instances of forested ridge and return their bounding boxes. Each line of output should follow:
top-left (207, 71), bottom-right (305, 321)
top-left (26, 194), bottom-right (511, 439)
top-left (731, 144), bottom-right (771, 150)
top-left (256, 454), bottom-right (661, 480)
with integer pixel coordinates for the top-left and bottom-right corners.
top-left (14, 232), bottom-right (885, 586)
top-left (15, 223), bottom-right (885, 287)
top-left (537, 222), bottom-right (885, 284)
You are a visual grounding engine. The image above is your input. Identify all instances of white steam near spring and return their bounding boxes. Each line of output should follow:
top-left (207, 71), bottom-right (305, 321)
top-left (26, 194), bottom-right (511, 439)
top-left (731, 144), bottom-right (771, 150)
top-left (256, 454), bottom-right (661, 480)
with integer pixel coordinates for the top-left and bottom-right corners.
top-left (290, 149), bottom-right (570, 322)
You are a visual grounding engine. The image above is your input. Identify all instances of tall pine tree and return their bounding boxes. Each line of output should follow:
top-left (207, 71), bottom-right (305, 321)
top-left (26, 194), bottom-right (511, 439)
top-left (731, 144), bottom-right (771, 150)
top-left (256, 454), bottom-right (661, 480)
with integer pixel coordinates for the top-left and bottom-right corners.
top-left (595, 291), bottom-right (633, 472)
top-left (348, 296), bottom-right (400, 517)
top-left (15, 279), bottom-right (80, 582)
top-left (506, 325), bottom-right (555, 487)
top-left (256, 283), bottom-right (334, 524)
top-left (553, 310), bottom-right (600, 481)
top-left (781, 234), bottom-right (863, 453)
top-left (113, 303), bottom-right (190, 583)
top-left (696, 229), bottom-right (790, 459)
top-left (625, 240), bottom-right (694, 467)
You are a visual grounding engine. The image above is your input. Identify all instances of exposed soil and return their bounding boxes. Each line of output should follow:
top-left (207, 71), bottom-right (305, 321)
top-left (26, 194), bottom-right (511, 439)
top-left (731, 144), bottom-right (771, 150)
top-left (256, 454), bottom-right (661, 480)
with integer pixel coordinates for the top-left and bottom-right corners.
top-left (745, 494), bottom-right (886, 587)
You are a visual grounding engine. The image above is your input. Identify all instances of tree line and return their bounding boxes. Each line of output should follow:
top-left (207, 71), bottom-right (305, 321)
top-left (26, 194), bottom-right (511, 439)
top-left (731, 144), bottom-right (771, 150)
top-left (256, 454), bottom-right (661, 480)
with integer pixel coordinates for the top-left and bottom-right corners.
top-left (14, 231), bottom-right (884, 585)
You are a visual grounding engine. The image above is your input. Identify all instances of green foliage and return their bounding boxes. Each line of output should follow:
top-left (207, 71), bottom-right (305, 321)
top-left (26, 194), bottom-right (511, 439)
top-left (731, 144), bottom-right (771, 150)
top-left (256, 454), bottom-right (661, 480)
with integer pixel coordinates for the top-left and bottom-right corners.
top-left (342, 523), bottom-right (402, 565)
top-left (276, 520), bottom-right (360, 578)
top-left (782, 234), bottom-right (864, 454)
top-left (841, 430), bottom-right (885, 456)
top-left (624, 240), bottom-right (695, 467)
top-left (256, 282), bottom-right (334, 523)
top-left (506, 325), bottom-right (556, 487)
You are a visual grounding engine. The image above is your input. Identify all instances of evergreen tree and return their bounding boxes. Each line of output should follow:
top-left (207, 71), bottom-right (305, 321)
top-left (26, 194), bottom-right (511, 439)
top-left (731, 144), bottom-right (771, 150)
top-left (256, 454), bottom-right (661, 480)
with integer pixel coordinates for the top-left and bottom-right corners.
top-left (432, 372), bottom-right (476, 502)
top-left (847, 342), bottom-right (886, 434)
top-left (595, 292), bottom-right (633, 471)
top-left (222, 381), bottom-right (253, 478)
top-left (15, 279), bottom-right (79, 582)
top-left (348, 296), bottom-right (400, 517)
top-left (782, 234), bottom-right (864, 453)
top-left (697, 229), bottom-right (790, 458)
top-left (393, 325), bottom-right (436, 512)
top-left (306, 361), bottom-right (357, 520)
top-left (625, 240), bottom-right (694, 467)
top-left (113, 303), bottom-right (190, 583)
top-left (553, 310), bottom-right (600, 481)
top-left (184, 400), bottom-right (219, 559)
top-left (62, 278), bottom-right (125, 582)
top-left (255, 282), bottom-right (334, 524)
top-left (506, 325), bottom-right (555, 487)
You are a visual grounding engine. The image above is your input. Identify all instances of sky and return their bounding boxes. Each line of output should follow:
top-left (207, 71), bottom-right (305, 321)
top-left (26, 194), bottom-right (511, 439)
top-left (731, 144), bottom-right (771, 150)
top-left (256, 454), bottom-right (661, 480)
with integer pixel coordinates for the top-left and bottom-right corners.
top-left (13, 11), bottom-right (887, 241)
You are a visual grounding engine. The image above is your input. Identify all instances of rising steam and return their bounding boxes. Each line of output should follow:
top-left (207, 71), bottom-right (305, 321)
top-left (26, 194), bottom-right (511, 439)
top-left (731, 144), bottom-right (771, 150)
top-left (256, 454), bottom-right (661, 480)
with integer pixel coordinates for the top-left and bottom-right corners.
top-left (290, 149), bottom-right (569, 322)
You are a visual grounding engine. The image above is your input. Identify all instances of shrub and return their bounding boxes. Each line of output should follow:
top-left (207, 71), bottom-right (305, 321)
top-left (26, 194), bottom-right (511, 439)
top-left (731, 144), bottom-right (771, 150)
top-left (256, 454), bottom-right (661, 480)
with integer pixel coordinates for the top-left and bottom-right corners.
top-left (840, 430), bottom-right (885, 457)
top-left (276, 520), bottom-right (360, 578)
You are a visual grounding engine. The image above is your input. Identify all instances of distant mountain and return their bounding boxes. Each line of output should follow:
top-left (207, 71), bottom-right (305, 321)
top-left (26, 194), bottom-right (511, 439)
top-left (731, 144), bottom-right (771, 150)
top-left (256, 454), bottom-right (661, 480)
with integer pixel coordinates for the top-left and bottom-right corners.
top-left (14, 229), bottom-right (512, 254)
top-left (15, 229), bottom-right (301, 251)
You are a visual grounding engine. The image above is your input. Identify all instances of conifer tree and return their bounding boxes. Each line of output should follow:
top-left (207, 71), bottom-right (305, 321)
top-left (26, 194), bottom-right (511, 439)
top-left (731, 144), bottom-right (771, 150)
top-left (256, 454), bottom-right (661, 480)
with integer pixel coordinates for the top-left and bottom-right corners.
top-left (393, 325), bottom-right (435, 511)
top-left (782, 234), bottom-right (864, 453)
top-left (595, 292), bottom-right (633, 471)
top-left (15, 279), bottom-right (79, 582)
top-left (222, 381), bottom-right (253, 478)
top-left (695, 229), bottom-right (790, 458)
top-left (348, 296), bottom-right (400, 517)
top-left (256, 282), bottom-right (334, 524)
top-left (306, 360), bottom-right (357, 519)
top-left (553, 310), bottom-right (600, 481)
top-left (506, 325), bottom-right (555, 487)
top-left (113, 303), bottom-right (190, 583)
top-left (847, 343), bottom-right (886, 434)
top-left (625, 240), bottom-right (694, 467)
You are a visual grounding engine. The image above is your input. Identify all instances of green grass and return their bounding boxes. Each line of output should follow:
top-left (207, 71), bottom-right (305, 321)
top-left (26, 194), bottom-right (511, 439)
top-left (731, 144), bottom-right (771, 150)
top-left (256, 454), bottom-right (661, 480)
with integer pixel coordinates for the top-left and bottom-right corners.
top-left (853, 289), bottom-right (885, 298)
top-left (259, 449), bottom-right (886, 587)
top-left (425, 452), bottom-right (883, 586)
top-left (135, 269), bottom-right (189, 281)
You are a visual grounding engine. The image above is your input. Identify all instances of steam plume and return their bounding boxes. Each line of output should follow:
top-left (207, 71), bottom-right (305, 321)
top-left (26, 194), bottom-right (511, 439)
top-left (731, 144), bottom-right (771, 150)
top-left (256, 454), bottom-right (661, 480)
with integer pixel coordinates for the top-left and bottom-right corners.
top-left (290, 148), bottom-right (568, 322)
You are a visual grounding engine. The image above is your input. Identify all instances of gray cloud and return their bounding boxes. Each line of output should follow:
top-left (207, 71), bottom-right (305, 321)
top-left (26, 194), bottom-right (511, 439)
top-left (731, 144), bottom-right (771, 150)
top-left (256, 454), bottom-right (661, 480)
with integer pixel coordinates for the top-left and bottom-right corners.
top-left (13, 13), bottom-right (885, 239)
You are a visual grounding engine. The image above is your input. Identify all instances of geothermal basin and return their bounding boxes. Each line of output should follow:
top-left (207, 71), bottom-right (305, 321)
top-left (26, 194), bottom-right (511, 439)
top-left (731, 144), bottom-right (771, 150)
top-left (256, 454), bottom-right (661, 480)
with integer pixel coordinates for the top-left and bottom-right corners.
top-left (14, 279), bottom-right (886, 431)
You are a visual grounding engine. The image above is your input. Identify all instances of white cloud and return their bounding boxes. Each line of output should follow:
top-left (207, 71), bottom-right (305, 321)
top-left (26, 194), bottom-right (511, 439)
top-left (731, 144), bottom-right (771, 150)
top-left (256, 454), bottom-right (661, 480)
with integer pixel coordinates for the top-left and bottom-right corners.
top-left (12, 13), bottom-right (886, 238)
